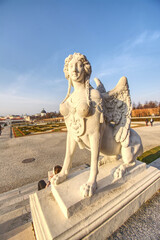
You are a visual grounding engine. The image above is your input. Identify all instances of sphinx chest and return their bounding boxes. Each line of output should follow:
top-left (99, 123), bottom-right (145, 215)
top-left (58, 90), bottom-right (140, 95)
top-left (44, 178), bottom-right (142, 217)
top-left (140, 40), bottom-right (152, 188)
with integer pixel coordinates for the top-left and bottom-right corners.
top-left (65, 111), bottom-right (85, 138)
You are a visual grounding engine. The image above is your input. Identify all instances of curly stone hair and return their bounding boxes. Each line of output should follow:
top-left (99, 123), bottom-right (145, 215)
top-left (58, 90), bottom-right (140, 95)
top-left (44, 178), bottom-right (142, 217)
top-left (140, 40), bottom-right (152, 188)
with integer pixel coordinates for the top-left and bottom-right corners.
top-left (63, 53), bottom-right (92, 105)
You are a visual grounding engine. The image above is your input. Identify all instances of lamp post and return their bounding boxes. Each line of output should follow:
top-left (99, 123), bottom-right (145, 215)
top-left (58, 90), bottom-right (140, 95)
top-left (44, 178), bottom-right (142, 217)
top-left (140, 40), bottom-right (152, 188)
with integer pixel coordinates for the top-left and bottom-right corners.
top-left (10, 120), bottom-right (12, 138)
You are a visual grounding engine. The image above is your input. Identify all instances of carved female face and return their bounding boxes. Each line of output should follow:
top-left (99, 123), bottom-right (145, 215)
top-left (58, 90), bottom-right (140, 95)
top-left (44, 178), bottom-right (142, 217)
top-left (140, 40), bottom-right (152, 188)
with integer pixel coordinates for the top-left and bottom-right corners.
top-left (68, 57), bottom-right (85, 83)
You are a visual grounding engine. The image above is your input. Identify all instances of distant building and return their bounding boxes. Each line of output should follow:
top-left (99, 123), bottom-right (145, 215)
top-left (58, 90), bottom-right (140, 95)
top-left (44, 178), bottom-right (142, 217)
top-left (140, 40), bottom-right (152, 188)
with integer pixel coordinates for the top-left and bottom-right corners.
top-left (41, 108), bottom-right (47, 117)
top-left (43, 117), bottom-right (64, 122)
top-left (35, 113), bottom-right (41, 117)
top-left (0, 116), bottom-right (6, 120)
top-left (8, 115), bottom-right (24, 120)
top-left (5, 115), bottom-right (25, 124)
top-left (24, 115), bottom-right (31, 122)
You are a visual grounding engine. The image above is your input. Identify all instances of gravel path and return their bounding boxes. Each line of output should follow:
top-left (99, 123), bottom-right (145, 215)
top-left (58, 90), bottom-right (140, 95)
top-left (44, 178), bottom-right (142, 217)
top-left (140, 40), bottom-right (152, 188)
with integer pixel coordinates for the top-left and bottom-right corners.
top-left (134, 122), bottom-right (160, 152)
top-left (108, 190), bottom-right (160, 240)
top-left (0, 126), bottom-right (90, 193)
top-left (0, 123), bottom-right (160, 194)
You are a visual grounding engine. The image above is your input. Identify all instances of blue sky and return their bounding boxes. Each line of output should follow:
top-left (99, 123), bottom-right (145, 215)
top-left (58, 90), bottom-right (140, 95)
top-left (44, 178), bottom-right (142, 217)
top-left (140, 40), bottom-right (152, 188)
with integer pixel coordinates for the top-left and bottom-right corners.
top-left (0, 0), bottom-right (160, 116)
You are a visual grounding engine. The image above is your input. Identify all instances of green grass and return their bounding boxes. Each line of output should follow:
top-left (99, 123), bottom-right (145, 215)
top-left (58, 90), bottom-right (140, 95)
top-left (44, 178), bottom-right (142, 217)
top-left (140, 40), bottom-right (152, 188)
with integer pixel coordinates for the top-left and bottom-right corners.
top-left (13, 127), bottom-right (24, 137)
top-left (137, 146), bottom-right (160, 164)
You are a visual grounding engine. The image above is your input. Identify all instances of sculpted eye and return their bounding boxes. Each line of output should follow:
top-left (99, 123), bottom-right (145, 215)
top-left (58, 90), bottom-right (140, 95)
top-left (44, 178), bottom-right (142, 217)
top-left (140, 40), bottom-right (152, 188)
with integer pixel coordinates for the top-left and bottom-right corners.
top-left (79, 62), bottom-right (83, 68)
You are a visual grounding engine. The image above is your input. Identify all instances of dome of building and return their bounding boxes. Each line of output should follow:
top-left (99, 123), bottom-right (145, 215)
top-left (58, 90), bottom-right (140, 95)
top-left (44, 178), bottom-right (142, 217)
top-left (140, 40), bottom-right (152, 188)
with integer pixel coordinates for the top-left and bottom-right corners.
top-left (41, 109), bottom-right (46, 114)
top-left (41, 108), bottom-right (47, 117)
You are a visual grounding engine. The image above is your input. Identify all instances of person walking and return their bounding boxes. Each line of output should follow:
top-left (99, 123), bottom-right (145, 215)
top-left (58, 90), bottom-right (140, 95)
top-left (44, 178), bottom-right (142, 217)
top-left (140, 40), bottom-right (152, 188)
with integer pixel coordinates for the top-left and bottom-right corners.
top-left (150, 118), bottom-right (154, 126)
top-left (145, 119), bottom-right (148, 126)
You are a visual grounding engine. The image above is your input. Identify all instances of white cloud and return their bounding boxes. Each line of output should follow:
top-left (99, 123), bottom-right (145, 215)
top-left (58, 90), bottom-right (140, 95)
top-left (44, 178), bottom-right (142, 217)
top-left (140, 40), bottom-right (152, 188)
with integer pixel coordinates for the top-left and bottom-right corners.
top-left (132, 31), bottom-right (148, 46)
top-left (93, 53), bottom-right (136, 80)
top-left (1, 36), bottom-right (159, 115)
top-left (42, 78), bottom-right (65, 87)
top-left (122, 30), bottom-right (160, 52)
top-left (149, 31), bottom-right (160, 41)
top-left (0, 55), bottom-right (65, 115)
top-left (0, 93), bottom-right (60, 115)
top-left (93, 30), bottom-right (160, 81)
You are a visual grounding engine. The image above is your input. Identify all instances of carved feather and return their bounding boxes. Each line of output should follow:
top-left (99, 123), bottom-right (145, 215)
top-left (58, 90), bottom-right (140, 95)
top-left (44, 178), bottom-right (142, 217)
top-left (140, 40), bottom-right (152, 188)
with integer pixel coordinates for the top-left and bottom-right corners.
top-left (94, 78), bottom-right (106, 93)
top-left (101, 76), bottom-right (132, 147)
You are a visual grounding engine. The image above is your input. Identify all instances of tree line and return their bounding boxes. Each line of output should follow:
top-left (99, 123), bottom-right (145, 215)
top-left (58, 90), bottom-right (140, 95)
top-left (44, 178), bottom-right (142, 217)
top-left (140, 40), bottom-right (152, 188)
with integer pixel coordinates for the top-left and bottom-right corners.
top-left (132, 101), bottom-right (160, 110)
top-left (45, 111), bottom-right (62, 118)
top-left (30, 111), bottom-right (62, 121)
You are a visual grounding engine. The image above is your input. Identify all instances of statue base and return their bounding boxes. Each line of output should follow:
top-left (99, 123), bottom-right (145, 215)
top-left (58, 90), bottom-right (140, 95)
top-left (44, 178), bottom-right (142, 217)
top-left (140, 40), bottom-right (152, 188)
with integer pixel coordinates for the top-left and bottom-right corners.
top-left (30, 161), bottom-right (160, 240)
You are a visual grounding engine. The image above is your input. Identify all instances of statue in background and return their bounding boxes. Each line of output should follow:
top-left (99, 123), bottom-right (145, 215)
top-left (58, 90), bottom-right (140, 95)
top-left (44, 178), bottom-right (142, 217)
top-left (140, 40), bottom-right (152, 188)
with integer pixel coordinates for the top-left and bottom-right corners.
top-left (52, 53), bottom-right (143, 198)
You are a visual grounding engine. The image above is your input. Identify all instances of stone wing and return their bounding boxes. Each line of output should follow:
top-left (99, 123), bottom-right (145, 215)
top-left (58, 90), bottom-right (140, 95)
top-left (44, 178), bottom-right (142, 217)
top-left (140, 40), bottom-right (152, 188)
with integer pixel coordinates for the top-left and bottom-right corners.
top-left (101, 76), bottom-right (132, 147)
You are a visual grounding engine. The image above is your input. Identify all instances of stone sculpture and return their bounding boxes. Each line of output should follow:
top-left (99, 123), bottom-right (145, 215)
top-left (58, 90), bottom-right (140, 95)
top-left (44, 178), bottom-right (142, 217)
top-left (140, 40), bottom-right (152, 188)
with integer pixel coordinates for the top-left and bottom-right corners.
top-left (52, 53), bottom-right (143, 198)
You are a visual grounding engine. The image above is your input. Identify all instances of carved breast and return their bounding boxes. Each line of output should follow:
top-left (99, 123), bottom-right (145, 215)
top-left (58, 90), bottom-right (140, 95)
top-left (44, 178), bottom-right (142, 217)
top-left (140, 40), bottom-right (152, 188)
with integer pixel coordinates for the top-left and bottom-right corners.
top-left (76, 101), bottom-right (90, 118)
top-left (59, 102), bottom-right (69, 117)
top-left (60, 93), bottom-right (90, 138)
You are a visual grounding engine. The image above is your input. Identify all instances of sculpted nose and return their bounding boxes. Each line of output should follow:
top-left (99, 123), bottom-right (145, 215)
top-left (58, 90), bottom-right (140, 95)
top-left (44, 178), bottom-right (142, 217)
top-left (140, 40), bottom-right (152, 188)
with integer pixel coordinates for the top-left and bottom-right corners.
top-left (73, 66), bottom-right (76, 72)
top-left (73, 64), bottom-right (77, 72)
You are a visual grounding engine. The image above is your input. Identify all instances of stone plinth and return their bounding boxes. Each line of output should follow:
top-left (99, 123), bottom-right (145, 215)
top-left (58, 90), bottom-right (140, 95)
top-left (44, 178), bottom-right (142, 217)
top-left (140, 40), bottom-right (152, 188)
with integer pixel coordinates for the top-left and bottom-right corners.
top-left (51, 160), bottom-right (146, 218)
top-left (30, 161), bottom-right (160, 240)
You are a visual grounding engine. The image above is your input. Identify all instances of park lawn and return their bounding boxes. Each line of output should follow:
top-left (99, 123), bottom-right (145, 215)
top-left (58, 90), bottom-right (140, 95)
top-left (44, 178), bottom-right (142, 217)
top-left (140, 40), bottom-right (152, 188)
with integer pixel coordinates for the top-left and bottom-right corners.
top-left (13, 127), bottom-right (24, 137)
top-left (137, 146), bottom-right (160, 164)
top-left (12, 122), bottom-right (66, 137)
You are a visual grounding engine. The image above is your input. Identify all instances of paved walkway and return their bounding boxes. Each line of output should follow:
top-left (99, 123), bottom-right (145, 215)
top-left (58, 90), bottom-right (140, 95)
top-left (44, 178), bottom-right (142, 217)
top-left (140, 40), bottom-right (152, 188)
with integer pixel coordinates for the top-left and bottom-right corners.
top-left (0, 123), bottom-right (160, 239)
top-left (0, 126), bottom-right (12, 141)
top-left (0, 123), bottom-right (160, 194)
top-left (0, 129), bottom-right (91, 193)
top-left (150, 157), bottom-right (160, 170)
top-left (134, 122), bottom-right (160, 152)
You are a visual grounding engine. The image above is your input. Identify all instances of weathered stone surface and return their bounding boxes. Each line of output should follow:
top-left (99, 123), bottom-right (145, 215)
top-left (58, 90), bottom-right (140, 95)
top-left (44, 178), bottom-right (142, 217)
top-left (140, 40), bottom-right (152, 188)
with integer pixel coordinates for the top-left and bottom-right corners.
top-left (30, 162), bottom-right (160, 240)
top-left (52, 53), bottom-right (143, 198)
top-left (51, 160), bottom-right (146, 218)
top-left (108, 190), bottom-right (160, 240)
top-left (29, 53), bottom-right (160, 240)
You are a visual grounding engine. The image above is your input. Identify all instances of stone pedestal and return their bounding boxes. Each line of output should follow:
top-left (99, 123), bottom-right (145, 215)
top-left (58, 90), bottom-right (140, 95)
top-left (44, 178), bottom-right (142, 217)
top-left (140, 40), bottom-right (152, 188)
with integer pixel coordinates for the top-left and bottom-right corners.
top-left (30, 161), bottom-right (160, 240)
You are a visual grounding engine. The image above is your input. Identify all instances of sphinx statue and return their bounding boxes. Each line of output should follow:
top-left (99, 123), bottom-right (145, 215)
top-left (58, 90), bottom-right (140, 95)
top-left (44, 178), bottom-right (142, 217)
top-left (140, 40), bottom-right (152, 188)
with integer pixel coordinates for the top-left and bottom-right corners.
top-left (52, 53), bottom-right (143, 198)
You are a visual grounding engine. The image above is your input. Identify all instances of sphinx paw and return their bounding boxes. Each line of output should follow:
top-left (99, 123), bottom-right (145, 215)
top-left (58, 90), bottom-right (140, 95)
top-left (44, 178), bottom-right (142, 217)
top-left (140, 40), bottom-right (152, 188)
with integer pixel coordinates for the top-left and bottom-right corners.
top-left (51, 173), bottom-right (66, 185)
top-left (113, 164), bottom-right (126, 180)
top-left (80, 181), bottom-right (97, 198)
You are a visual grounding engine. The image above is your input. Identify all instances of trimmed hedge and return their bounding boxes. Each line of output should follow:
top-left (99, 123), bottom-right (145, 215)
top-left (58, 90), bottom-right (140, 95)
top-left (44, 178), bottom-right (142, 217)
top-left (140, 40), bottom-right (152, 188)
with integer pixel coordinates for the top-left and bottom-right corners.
top-left (137, 146), bottom-right (160, 164)
top-left (12, 123), bottom-right (66, 137)
top-left (132, 117), bottom-right (160, 122)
